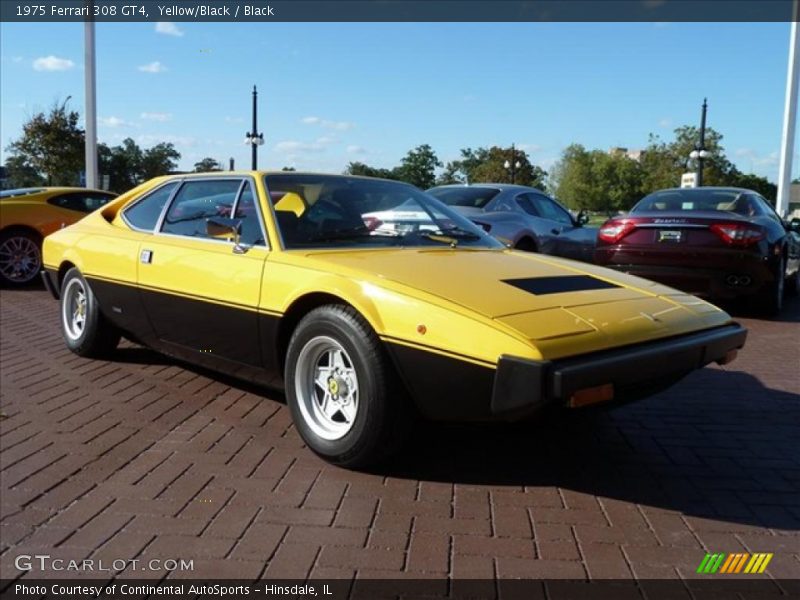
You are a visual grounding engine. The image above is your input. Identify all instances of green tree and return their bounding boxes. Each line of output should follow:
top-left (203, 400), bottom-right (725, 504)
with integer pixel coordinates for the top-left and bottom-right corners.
top-left (343, 161), bottom-right (397, 180)
top-left (98, 138), bottom-right (143, 192)
top-left (193, 157), bottom-right (222, 172)
top-left (281, 166), bottom-right (296, 171)
top-left (469, 146), bottom-right (547, 189)
top-left (394, 144), bottom-right (442, 189)
top-left (5, 100), bottom-right (84, 185)
top-left (142, 142), bottom-right (180, 180)
top-left (550, 144), bottom-right (642, 213)
top-left (728, 170), bottom-right (778, 203)
top-left (3, 155), bottom-right (45, 188)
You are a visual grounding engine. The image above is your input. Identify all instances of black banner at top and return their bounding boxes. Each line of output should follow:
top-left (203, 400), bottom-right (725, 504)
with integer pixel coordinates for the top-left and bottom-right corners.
top-left (0, 0), bottom-right (799, 23)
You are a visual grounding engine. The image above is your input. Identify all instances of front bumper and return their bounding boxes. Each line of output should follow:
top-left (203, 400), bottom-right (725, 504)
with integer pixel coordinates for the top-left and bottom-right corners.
top-left (491, 323), bottom-right (747, 416)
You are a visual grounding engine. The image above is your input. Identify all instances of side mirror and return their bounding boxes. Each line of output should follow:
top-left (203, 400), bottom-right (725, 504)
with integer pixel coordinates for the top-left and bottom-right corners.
top-left (790, 218), bottom-right (800, 233)
top-left (576, 209), bottom-right (590, 226)
top-left (206, 217), bottom-right (245, 253)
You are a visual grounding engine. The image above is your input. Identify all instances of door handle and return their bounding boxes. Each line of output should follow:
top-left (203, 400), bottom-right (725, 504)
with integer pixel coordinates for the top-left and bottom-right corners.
top-left (140, 249), bottom-right (153, 264)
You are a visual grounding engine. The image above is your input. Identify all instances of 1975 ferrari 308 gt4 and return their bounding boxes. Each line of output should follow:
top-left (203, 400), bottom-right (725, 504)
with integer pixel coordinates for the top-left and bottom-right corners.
top-left (42, 172), bottom-right (747, 467)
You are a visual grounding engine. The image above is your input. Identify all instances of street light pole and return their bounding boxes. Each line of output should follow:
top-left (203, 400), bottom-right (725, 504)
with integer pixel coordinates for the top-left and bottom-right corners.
top-left (697, 98), bottom-right (708, 187)
top-left (84, 8), bottom-right (98, 188)
top-left (244, 85), bottom-right (264, 170)
top-left (504, 143), bottom-right (521, 184)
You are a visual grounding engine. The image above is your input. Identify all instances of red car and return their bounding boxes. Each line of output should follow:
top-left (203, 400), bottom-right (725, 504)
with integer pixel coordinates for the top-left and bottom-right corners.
top-left (594, 187), bottom-right (800, 315)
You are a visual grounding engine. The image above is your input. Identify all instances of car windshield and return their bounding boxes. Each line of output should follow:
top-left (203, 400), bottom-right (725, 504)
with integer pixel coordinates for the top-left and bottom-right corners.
top-left (427, 186), bottom-right (502, 208)
top-left (632, 189), bottom-right (762, 216)
top-left (265, 174), bottom-right (503, 250)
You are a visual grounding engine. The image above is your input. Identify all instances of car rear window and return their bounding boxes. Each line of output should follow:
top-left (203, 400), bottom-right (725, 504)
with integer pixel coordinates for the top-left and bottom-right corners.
top-left (633, 190), bottom-right (764, 216)
top-left (428, 187), bottom-right (501, 208)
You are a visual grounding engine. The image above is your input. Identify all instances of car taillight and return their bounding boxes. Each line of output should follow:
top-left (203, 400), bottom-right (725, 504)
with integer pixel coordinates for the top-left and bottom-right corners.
top-left (598, 220), bottom-right (636, 244)
top-left (710, 223), bottom-right (764, 246)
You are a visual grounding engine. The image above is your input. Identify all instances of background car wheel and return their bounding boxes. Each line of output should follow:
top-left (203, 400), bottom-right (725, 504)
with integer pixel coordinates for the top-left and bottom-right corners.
top-left (285, 304), bottom-right (409, 468)
top-left (786, 263), bottom-right (800, 298)
top-left (0, 229), bottom-right (42, 286)
top-left (60, 268), bottom-right (120, 358)
top-left (514, 237), bottom-right (538, 252)
top-left (756, 256), bottom-right (784, 316)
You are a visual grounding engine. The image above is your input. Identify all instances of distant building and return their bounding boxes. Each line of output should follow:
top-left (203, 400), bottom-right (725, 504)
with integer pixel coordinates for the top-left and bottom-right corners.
top-left (790, 183), bottom-right (800, 219)
top-left (608, 147), bottom-right (644, 162)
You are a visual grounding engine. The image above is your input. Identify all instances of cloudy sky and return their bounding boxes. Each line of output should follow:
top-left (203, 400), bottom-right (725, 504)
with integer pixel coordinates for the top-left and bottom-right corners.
top-left (0, 21), bottom-right (796, 181)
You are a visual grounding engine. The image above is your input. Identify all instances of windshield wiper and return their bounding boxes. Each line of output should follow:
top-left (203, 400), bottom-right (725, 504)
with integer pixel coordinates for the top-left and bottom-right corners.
top-left (414, 226), bottom-right (481, 247)
top-left (309, 227), bottom-right (401, 243)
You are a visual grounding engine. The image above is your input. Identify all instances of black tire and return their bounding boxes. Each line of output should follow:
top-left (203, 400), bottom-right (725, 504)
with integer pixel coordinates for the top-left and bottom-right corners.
top-left (284, 304), bottom-right (408, 468)
top-left (756, 256), bottom-right (785, 317)
top-left (0, 229), bottom-right (42, 286)
top-left (60, 268), bottom-right (120, 358)
top-left (514, 237), bottom-right (538, 252)
top-left (786, 262), bottom-right (800, 298)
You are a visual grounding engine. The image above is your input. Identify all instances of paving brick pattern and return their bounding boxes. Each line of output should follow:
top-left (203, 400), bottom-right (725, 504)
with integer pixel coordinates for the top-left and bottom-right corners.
top-left (1, 289), bottom-right (798, 582)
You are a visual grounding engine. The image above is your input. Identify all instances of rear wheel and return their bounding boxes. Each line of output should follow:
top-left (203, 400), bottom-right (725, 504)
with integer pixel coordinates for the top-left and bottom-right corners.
top-left (514, 237), bottom-right (537, 252)
top-left (786, 262), bottom-right (800, 297)
top-left (60, 268), bottom-right (120, 358)
top-left (0, 230), bottom-right (41, 286)
top-left (756, 256), bottom-right (784, 316)
top-left (285, 304), bottom-right (408, 468)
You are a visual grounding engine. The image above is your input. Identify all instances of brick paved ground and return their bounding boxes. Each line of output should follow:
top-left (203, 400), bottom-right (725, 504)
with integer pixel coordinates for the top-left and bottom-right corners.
top-left (1, 288), bottom-right (798, 584)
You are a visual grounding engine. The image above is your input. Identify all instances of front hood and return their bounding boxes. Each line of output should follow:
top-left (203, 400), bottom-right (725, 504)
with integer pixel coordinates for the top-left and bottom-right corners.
top-left (300, 248), bottom-right (702, 317)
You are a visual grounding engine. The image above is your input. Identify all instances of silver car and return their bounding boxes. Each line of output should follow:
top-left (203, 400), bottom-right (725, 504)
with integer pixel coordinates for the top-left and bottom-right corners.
top-left (427, 184), bottom-right (598, 263)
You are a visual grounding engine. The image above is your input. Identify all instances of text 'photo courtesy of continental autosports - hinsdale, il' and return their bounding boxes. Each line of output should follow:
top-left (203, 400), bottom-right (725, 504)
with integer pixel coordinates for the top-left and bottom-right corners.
top-left (41, 172), bottom-right (748, 468)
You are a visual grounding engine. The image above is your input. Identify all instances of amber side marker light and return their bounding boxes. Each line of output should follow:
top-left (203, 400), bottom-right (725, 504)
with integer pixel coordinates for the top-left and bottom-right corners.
top-left (569, 383), bottom-right (614, 408)
top-left (716, 349), bottom-right (738, 366)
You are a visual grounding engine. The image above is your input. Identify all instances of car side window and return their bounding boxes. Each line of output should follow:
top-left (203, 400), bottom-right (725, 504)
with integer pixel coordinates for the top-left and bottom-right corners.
top-left (47, 192), bottom-right (114, 213)
top-left (123, 182), bottom-right (179, 231)
top-left (161, 180), bottom-right (242, 238)
top-left (515, 194), bottom-right (540, 216)
top-left (530, 194), bottom-right (573, 225)
top-left (753, 195), bottom-right (782, 224)
top-left (234, 183), bottom-right (267, 246)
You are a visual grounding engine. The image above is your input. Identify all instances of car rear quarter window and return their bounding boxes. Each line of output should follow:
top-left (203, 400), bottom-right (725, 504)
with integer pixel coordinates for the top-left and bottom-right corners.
top-left (428, 187), bottom-right (501, 208)
top-left (161, 180), bottom-right (243, 238)
top-left (123, 182), bottom-right (179, 231)
top-left (47, 192), bottom-right (115, 213)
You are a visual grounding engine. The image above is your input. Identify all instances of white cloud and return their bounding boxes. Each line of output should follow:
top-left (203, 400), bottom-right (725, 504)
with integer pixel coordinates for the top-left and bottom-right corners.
top-left (224, 116), bottom-right (244, 124)
top-left (517, 143), bottom-right (542, 154)
top-left (138, 61), bottom-right (167, 73)
top-left (315, 136), bottom-right (337, 145)
top-left (136, 133), bottom-right (196, 147)
top-left (155, 22), bottom-right (184, 37)
top-left (300, 116), bottom-right (355, 131)
top-left (658, 118), bottom-right (672, 128)
top-left (33, 55), bottom-right (75, 71)
top-left (275, 140), bottom-right (327, 153)
top-left (346, 145), bottom-right (367, 154)
top-left (140, 112), bottom-right (172, 122)
top-left (99, 116), bottom-right (129, 128)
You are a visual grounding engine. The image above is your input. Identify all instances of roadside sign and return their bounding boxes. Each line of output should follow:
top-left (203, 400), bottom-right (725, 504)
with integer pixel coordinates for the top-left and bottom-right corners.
top-left (681, 172), bottom-right (697, 188)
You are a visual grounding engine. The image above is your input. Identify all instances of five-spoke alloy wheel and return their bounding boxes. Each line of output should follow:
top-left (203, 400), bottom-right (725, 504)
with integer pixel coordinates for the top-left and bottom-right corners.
top-left (59, 268), bottom-right (121, 358)
top-left (285, 304), bottom-right (409, 468)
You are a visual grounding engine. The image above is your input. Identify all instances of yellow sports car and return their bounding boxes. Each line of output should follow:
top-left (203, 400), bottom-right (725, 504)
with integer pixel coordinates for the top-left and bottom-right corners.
top-left (0, 187), bottom-right (116, 286)
top-left (42, 172), bottom-right (746, 467)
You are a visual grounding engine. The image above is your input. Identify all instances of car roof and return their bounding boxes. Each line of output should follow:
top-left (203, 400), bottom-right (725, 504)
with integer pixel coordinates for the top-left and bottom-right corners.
top-left (428, 183), bottom-right (542, 192)
top-left (647, 186), bottom-right (755, 195)
top-left (166, 171), bottom-right (412, 185)
top-left (0, 187), bottom-right (113, 199)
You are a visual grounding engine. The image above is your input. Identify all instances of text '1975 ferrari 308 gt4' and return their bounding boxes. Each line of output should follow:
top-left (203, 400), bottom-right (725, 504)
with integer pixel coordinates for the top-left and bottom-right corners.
top-left (42, 172), bottom-right (747, 467)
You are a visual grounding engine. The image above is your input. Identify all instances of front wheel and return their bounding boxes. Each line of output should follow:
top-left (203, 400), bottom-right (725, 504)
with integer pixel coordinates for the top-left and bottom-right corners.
top-left (60, 268), bottom-right (120, 358)
top-left (285, 305), bottom-right (408, 468)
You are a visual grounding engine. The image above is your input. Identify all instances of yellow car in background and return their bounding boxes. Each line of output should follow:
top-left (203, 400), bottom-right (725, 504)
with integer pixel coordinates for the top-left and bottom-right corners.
top-left (42, 172), bottom-right (746, 468)
top-left (0, 187), bottom-right (116, 286)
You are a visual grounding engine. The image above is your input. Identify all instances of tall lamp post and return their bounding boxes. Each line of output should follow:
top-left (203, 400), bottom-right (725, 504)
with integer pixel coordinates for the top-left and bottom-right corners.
top-left (689, 98), bottom-right (710, 187)
top-left (504, 143), bottom-right (521, 184)
top-left (84, 12), bottom-right (98, 188)
top-left (244, 85), bottom-right (264, 169)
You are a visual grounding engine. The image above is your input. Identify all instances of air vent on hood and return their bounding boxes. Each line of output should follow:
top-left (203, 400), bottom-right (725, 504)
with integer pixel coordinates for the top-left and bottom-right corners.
top-left (503, 276), bottom-right (619, 296)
